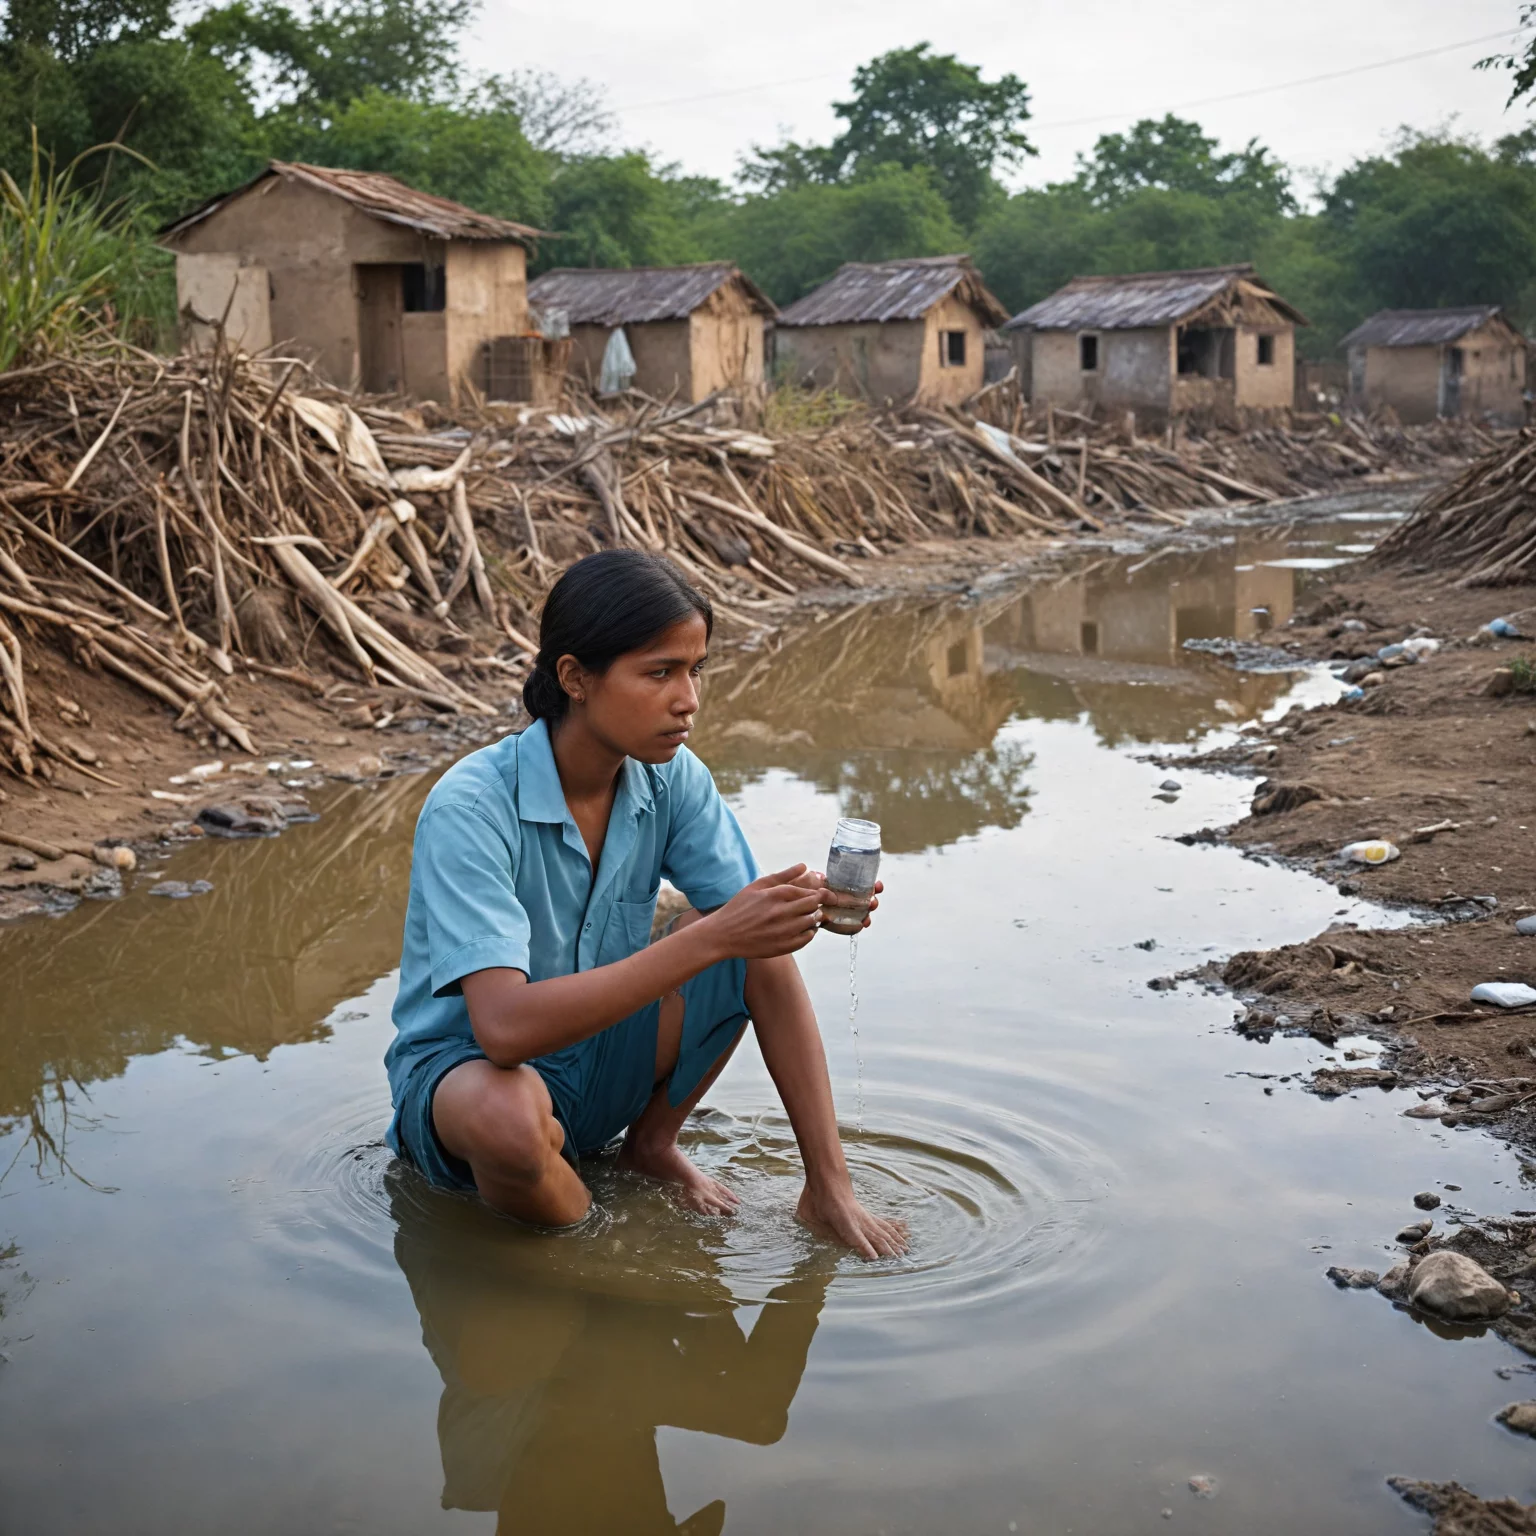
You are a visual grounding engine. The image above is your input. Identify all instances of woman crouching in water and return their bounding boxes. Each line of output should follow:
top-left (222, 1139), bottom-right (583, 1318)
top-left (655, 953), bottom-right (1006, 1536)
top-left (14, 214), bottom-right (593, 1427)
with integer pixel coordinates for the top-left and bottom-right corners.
top-left (384, 550), bottom-right (907, 1258)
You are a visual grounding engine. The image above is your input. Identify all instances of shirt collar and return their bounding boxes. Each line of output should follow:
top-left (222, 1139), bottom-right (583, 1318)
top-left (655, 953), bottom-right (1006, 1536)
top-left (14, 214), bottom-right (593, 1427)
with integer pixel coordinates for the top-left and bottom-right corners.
top-left (515, 718), bottom-right (656, 824)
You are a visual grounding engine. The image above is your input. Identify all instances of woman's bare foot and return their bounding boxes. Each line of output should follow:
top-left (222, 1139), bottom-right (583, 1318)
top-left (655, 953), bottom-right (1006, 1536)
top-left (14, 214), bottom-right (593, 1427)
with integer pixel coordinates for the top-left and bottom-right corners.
top-left (796, 1184), bottom-right (909, 1259)
top-left (618, 1135), bottom-right (740, 1215)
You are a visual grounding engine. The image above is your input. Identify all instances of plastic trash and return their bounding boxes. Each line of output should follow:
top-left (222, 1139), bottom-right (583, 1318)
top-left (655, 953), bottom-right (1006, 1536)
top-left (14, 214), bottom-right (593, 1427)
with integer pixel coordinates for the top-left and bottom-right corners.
top-left (1401, 637), bottom-right (1440, 659)
top-left (1471, 982), bottom-right (1536, 1009)
top-left (599, 327), bottom-right (637, 394)
top-left (1339, 840), bottom-right (1400, 865)
top-left (1489, 617), bottom-right (1524, 638)
top-left (1516, 915), bottom-right (1536, 936)
top-left (1376, 644), bottom-right (1418, 664)
top-left (1340, 685), bottom-right (1365, 702)
top-left (1340, 619), bottom-right (1368, 632)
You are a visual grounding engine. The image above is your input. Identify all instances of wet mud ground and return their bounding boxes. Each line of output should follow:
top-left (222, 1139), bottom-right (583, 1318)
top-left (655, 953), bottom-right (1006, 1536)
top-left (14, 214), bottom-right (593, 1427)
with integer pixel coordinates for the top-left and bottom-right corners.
top-left (4, 492), bottom-right (1536, 1533)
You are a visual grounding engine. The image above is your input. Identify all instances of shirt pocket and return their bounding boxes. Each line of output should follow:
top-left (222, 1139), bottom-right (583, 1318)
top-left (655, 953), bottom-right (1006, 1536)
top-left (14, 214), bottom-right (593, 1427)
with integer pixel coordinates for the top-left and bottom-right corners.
top-left (597, 889), bottom-right (660, 966)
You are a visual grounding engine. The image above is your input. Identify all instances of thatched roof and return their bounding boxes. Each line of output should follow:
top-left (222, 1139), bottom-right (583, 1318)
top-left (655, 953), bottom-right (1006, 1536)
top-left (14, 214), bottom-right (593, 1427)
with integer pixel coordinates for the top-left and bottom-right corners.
top-left (776, 256), bottom-right (1009, 328)
top-left (1341, 306), bottom-right (1520, 349)
top-left (525, 264), bottom-right (774, 325)
top-left (1005, 264), bottom-right (1306, 332)
top-left (161, 162), bottom-right (545, 245)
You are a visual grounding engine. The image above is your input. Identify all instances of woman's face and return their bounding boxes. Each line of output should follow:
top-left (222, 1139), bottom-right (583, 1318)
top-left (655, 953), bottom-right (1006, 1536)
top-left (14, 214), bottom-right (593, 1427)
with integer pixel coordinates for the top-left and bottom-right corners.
top-left (560, 613), bottom-right (710, 763)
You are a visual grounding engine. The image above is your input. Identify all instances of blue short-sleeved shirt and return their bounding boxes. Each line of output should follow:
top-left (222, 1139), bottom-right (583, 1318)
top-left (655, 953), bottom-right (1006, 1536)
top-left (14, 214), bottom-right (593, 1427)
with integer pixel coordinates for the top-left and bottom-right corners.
top-left (384, 719), bottom-right (758, 1112)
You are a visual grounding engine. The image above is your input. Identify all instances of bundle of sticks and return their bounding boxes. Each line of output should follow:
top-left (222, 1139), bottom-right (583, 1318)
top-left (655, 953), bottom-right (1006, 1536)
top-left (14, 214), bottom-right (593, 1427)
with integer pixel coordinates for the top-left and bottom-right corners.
top-left (1369, 428), bottom-right (1536, 586)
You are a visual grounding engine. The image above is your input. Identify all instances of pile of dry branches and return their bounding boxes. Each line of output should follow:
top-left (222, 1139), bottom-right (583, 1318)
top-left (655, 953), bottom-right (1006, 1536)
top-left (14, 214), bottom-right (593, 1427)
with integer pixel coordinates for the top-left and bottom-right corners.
top-left (0, 341), bottom-right (1505, 784)
top-left (1369, 428), bottom-right (1536, 586)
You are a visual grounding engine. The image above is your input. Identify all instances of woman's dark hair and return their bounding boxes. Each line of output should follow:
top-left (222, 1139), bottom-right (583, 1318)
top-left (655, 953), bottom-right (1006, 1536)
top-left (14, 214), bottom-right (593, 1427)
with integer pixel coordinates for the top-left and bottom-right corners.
top-left (523, 550), bottom-right (713, 722)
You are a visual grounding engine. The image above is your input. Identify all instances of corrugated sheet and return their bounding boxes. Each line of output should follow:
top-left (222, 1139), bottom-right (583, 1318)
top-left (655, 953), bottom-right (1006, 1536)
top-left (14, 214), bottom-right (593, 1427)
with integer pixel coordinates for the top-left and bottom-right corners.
top-left (1005, 264), bottom-right (1305, 331)
top-left (160, 161), bottom-right (544, 244)
top-left (1340, 306), bottom-right (1510, 349)
top-left (526, 264), bottom-right (774, 325)
top-left (776, 256), bottom-right (1009, 328)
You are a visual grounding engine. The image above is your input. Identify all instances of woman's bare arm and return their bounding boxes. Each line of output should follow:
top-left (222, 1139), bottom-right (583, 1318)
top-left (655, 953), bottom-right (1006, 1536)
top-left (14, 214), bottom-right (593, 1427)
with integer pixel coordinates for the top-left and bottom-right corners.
top-left (461, 865), bottom-right (822, 1068)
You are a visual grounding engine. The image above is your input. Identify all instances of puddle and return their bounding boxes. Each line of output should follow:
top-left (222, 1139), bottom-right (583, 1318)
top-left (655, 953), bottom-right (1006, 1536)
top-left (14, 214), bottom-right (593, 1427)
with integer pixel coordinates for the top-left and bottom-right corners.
top-left (4, 494), bottom-right (1533, 1533)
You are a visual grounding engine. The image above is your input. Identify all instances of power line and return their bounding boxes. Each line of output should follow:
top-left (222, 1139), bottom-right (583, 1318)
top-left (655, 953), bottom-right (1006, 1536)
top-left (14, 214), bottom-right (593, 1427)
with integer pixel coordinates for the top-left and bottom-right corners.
top-left (613, 27), bottom-right (1516, 127)
top-left (1023, 30), bottom-right (1517, 132)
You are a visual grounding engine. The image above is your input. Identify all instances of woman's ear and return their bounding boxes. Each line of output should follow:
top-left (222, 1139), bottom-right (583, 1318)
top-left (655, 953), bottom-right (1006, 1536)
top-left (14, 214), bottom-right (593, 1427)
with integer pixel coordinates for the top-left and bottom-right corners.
top-left (555, 653), bottom-right (587, 705)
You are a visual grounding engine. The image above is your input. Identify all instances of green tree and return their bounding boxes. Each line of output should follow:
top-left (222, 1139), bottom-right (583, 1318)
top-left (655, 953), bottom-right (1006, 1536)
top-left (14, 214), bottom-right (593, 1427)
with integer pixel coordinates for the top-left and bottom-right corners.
top-left (280, 86), bottom-right (549, 226)
top-left (186, 0), bottom-right (474, 111)
top-left (1, 0), bottom-right (173, 61)
top-left (698, 164), bottom-right (962, 306)
top-left (742, 43), bottom-right (1032, 231)
top-left (1076, 114), bottom-right (1294, 214)
top-left (540, 152), bottom-right (705, 270)
top-left (1321, 130), bottom-right (1536, 319)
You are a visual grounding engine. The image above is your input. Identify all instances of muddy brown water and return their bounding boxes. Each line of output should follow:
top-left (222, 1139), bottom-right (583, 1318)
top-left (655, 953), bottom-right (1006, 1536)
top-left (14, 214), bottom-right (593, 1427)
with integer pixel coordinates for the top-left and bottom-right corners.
top-left (3, 495), bottom-right (1534, 1534)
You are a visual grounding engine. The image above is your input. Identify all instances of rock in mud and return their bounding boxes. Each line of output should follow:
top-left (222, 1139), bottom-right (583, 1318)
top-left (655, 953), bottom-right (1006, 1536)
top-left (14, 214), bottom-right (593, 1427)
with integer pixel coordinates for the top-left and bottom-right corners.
top-left (1252, 782), bottom-right (1325, 816)
top-left (1378, 1264), bottom-right (1412, 1299)
top-left (1403, 1101), bottom-right (1447, 1119)
top-left (1159, 779), bottom-right (1181, 793)
top-left (1326, 1266), bottom-right (1380, 1289)
top-left (1498, 1402), bottom-right (1536, 1438)
top-left (1406, 1251), bottom-right (1512, 1322)
top-left (1187, 1475), bottom-right (1218, 1499)
top-left (1397, 1220), bottom-right (1434, 1244)
top-left (1415, 1191), bottom-right (1443, 1211)
top-left (148, 880), bottom-right (214, 900)
top-left (1388, 1477), bottom-right (1536, 1536)
top-left (6, 852), bottom-right (37, 871)
top-left (197, 801), bottom-right (284, 838)
top-left (1310, 1067), bottom-right (1399, 1097)
top-left (1516, 916), bottom-right (1536, 936)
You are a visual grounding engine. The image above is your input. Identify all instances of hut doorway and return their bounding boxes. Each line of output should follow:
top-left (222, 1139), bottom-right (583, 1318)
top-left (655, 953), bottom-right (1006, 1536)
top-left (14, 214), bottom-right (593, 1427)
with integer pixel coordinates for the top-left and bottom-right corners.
top-left (1439, 346), bottom-right (1464, 417)
top-left (356, 264), bottom-right (405, 393)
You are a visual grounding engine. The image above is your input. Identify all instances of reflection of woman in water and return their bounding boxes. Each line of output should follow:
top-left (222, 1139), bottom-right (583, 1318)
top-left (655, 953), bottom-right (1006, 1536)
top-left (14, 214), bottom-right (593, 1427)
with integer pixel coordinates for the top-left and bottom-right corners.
top-left (385, 550), bottom-right (906, 1258)
top-left (390, 1168), bottom-right (832, 1535)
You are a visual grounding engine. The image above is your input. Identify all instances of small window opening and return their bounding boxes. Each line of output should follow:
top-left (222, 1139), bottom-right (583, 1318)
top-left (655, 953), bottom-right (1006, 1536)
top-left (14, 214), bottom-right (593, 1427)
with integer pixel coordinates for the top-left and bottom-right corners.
top-left (940, 330), bottom-right (967, 367)
top-left (1080, 620), bottom-right (1099, 655)
top-left (1257, 334), bottom-right (1275, 367)
top-left (1447, 347), bottom-right (1465, 378)
top-left (1079, 333), bottom-right (1098, 372)
top-left (402, 263), bottom-right (446, 313)
top-left (946, 639), bottom-right (969, 677)
top-left (1177, 327), bottom-right (1234, 380)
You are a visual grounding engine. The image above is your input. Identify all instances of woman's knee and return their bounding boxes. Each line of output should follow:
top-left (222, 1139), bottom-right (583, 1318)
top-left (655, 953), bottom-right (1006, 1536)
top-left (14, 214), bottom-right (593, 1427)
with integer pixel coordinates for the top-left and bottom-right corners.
top-left (436, 1063), bottom-right (561, 1183)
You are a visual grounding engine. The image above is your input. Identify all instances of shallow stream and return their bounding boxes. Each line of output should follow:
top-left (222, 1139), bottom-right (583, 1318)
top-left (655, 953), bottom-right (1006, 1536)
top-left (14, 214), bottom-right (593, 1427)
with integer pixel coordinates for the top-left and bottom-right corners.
top-left (4, 495), bottom-right (1534, 1534)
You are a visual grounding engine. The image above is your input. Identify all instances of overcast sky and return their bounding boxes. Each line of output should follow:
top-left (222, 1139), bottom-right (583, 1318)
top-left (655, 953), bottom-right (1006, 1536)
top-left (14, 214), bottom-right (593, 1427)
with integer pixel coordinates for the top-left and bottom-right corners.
top-left (467, 0), bottom-right (1528, 193)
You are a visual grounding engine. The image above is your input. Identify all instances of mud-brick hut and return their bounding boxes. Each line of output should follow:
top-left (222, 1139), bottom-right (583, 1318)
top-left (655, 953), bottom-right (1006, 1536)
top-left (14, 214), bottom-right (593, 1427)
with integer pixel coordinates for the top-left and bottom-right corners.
top-left (159, 162), bottom-right (545, 405)
top-left (1004, 264), bottom-right (1307, 421)
top-left (1340, 307), bottom-right (1526, 426)
top-left (772, 256), bottom-right (1009, 405)
top-left (525, 264), bottom-right (775, 402)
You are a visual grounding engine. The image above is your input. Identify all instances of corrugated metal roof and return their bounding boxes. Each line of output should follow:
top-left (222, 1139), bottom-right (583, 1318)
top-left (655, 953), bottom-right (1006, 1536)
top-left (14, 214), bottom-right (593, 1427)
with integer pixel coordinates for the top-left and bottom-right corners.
top-left (1340, 306), bottom-right (1515, 349)
top-left (160, 161), bottom-right (544, 245)
top-left (1004, 264), bottom-right (1306, 331)
top-left (526, 264), bottom-right (775, 324)
top-left (776, 256), bottom-right (1009, 328)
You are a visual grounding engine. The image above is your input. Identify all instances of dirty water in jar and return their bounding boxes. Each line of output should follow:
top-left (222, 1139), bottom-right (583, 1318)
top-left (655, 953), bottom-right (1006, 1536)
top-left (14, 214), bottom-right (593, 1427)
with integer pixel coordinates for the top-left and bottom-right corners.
top-left (2, 496), bottom-right (1535, 1533)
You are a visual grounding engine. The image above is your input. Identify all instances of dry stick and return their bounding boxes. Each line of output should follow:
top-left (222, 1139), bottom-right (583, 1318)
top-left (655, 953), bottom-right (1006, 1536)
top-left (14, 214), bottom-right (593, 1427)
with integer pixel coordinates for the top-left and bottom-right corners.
top-left (0, 497), bottom-right (174, 626)
top-left (452, 480), bottom-right (496, 615)
top-left (31, 727), bottom-right (122, 787)
top-left (684, 489), bottom-right (861, 586)
top-left (204, 402), bottom-right (241, 656)
top-left (0, 614), bottom-right (31, 744)
top-left (179, 392), bottom-right (234, 656)
top-left (0, 828), bottom-right (64, 861)
top-left (150, 486), bottom-right (189, 639)
top-left (61, 387), bottom-right (131, 493)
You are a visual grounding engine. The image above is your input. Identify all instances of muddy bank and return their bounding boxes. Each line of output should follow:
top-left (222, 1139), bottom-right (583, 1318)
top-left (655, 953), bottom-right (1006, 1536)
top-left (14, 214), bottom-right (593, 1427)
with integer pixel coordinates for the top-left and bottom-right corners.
top-left (1183, 561), bottom-right (1536, 1136)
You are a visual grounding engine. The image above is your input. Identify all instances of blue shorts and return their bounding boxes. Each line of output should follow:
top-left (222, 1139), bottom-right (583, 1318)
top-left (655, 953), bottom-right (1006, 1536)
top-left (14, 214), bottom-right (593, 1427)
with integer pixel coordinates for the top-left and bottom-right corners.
top-left (388, 956), bottom-right (749, 1194)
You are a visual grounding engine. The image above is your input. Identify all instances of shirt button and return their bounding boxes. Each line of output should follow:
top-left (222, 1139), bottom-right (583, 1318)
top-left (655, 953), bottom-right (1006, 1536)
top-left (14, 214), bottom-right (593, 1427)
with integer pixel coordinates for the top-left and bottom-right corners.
top-left (584, 923), bottom-right (591, 931)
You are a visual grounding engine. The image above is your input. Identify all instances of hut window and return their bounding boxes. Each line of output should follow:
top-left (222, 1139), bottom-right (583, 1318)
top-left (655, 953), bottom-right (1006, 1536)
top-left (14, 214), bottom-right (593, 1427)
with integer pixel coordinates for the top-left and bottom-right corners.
top-left (940, 330), bottom-right (967, 367)
top-left (1257, 334), bottom-right (1275, 367)
top-left (401, 263), bottom-right (446, 313)
top-left (1079, 334), bottom-right (1099, 372)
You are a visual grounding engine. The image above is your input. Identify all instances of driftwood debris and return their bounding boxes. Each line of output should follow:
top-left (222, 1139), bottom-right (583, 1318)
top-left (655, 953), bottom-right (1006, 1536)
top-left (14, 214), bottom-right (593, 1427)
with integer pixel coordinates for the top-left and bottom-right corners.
top-left (1371, 428), bottom-right (1536, 586)
top-left (0, 338), bottom-right (1503, 789)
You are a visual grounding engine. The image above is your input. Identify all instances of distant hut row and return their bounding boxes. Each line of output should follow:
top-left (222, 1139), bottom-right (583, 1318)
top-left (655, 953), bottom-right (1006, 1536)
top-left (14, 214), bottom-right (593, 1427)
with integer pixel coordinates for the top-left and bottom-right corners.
top-left (161, 162), bottom-right (1527, 425)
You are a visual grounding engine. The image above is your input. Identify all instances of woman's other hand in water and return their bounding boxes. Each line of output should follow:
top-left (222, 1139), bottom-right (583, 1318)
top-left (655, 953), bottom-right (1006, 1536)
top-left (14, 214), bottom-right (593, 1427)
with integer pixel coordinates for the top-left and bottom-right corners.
top-left (701, 865), bottom-right (826, 959)
top-left (796, 1183), bottom-right (909, 1260)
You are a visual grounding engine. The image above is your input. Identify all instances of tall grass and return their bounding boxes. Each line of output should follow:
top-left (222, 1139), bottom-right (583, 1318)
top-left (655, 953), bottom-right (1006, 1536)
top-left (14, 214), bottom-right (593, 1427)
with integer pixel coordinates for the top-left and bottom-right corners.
top-left (0, 133), bottom-right (175, 372)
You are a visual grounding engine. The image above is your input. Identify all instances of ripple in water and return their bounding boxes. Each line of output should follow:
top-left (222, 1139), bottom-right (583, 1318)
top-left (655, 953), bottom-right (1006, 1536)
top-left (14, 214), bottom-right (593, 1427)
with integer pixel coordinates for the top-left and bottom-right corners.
top-left (260, 1069), bottom-right (1113, 1318)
